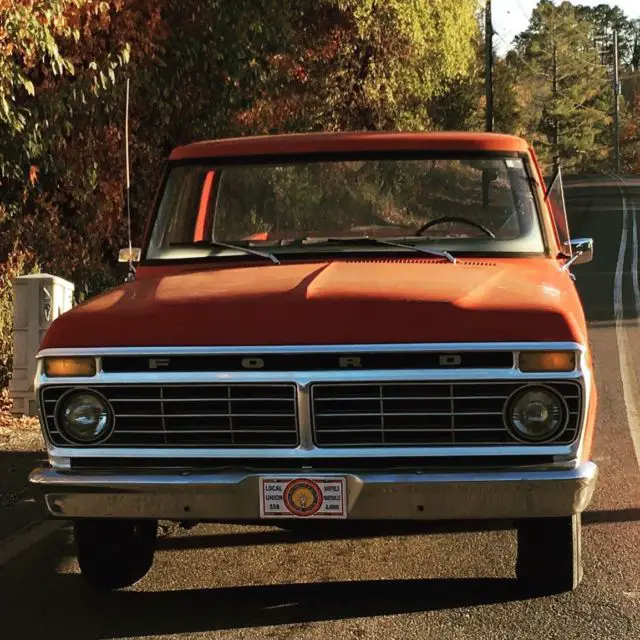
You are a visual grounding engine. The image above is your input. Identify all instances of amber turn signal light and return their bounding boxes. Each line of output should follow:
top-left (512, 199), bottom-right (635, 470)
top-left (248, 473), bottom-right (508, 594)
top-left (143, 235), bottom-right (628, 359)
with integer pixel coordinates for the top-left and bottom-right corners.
top-left (519, 351), bottom-right (576, 372)
top-left (43, 357), bottom-right (97, 377)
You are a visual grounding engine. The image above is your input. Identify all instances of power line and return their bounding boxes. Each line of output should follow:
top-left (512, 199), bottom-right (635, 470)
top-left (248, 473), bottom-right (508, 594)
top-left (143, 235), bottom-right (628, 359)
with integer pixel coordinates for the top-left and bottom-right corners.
top-left (493, 28), bottom-right (516, 53)
top-left (512, 0), bottom-right (533, 24)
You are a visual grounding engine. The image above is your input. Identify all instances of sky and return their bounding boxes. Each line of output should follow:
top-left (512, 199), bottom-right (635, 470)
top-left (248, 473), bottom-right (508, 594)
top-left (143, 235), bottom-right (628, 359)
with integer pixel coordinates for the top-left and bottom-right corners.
top-left (493, 0), bottom-right (640, 54)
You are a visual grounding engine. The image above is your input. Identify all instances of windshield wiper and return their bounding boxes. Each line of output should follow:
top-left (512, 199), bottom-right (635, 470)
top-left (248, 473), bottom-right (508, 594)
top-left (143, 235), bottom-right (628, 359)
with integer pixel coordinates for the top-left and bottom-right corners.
top-left (292, 236), bottom-right (456, 264)
top-left (170, 240), bottom-right (280, 264)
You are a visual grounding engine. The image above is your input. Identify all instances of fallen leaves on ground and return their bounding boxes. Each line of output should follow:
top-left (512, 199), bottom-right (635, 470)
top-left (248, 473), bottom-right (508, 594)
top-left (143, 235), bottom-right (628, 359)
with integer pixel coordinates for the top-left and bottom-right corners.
top-left (0, 390), bottom-right (43, 452)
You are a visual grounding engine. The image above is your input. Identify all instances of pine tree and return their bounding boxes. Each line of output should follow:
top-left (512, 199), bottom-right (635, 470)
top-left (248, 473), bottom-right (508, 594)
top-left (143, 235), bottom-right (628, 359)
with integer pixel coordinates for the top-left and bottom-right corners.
top-left (509, 0), bottom-right (612, 172)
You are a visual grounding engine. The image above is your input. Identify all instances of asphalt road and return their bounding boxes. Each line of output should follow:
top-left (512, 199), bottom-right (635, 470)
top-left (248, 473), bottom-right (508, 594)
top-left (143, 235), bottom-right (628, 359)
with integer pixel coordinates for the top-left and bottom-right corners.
top-left (1, 177), bottom-right (640, 639)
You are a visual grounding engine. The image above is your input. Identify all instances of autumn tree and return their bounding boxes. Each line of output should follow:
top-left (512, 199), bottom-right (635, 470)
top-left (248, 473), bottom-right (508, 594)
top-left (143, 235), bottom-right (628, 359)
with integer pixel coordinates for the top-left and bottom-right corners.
top-left (236, 0), bottom-right (480, 133)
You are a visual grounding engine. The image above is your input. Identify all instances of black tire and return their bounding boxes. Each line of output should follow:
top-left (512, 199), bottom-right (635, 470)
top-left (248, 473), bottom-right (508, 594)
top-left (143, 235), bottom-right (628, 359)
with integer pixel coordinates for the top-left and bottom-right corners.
top-left (74, 519), bottom-right (158, 591)
top-left (516, 514), bottom-right (582, 595)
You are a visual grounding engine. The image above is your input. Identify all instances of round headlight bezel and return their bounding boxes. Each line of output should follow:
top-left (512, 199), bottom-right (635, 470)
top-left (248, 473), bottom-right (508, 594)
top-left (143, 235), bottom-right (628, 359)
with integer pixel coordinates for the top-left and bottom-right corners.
top-left (504, 384), bottom-right (569, 443)
top-left (54, 388), bottom-right (114, 445)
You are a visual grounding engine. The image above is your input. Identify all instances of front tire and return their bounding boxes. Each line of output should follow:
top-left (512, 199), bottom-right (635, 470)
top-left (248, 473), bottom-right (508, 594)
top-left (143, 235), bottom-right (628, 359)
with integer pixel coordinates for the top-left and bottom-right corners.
top-left (516, 514), bottom-right (582, 595)
top-left (74, 519), bottom-right (158, 591)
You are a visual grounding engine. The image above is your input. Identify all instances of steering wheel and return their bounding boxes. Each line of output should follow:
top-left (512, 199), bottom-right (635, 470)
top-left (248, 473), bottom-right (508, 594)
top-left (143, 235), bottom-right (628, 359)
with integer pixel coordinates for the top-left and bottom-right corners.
top-left (415, 216), bottom-right (496, 238)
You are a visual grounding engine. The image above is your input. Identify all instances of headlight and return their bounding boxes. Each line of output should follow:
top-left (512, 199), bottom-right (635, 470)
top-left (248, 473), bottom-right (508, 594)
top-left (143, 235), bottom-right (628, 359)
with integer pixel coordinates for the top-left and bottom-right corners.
top-left (57, 390), bottom-right (113, 444)
top-left (506, 386), bottom-right (567, 442)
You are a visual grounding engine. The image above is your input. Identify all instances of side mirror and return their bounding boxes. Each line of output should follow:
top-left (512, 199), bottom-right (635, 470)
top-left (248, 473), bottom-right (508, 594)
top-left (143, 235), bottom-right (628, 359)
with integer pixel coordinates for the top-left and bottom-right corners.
top-left (118, 247), bottom-right (141, 263)
top-left (562, 238), bottom-right (593, 269)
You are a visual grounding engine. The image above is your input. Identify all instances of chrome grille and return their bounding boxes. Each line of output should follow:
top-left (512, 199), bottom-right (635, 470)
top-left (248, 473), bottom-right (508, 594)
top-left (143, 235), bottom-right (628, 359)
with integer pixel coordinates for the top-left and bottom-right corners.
top-left (311, 381), bottom-right (581, 446)
top-left (41, 384), bottom-right (298, 447)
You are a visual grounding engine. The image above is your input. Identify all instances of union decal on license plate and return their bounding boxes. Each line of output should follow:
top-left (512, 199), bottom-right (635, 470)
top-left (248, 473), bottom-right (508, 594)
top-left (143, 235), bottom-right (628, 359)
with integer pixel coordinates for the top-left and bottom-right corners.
top-left (259, 477), bottom-right (347, 519)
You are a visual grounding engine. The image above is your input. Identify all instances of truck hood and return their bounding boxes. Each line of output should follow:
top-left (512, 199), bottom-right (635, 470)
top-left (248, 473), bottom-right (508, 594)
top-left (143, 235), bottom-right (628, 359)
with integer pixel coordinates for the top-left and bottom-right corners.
top-left (40, 258), bottom-right (587, 349)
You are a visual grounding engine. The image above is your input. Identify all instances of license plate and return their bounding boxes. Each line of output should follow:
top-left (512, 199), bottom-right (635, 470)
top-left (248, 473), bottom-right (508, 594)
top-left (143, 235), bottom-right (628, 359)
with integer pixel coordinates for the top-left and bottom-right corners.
top-left (259, 477), bottom-right (347, 519)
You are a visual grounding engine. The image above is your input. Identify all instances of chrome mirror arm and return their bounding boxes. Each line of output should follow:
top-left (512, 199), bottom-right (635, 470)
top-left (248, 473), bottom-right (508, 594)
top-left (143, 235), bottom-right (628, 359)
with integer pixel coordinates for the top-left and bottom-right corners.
top-left (561, 251), bottom-right (584, 272)
top-left (560, 237), bottom-right (594, 272)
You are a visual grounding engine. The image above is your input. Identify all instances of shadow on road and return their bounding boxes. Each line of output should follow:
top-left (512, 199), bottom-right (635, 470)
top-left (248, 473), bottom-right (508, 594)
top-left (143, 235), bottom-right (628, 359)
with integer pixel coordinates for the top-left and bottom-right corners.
top-left (0, 450), bottom-right (48, 541)
top-left (2, 572), bottom-right (524, 639)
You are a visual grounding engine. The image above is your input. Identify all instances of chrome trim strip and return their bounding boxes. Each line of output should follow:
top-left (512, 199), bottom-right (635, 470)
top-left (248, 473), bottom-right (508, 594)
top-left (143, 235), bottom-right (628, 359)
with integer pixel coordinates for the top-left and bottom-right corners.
top-left (159, 386), bottom-right (167, 445)
top-left (36, 369), bottom-right (585, 386)
top-left (50, 456), bottom-right (71, 470)
top-left (30, 462), bottom-right (598, 488)
top-left (296, 383), bottom-right (314, 451)
top-left (43, 443), bottom-right (580, 460)
top-left (575, 347), bottom-right (593, 464)
top-left (37, 341), bottom-right (586, 358)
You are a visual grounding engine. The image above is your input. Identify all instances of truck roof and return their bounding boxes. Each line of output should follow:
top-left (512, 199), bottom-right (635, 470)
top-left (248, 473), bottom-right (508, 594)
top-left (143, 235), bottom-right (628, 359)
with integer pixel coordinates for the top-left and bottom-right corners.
top-left (169, 131), bottom-right (530, 161)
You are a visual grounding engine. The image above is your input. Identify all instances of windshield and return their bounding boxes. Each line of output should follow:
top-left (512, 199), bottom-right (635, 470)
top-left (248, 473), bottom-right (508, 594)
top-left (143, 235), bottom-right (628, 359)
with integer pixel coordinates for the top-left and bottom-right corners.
top-left (146, 155), bottom-right (545, 261)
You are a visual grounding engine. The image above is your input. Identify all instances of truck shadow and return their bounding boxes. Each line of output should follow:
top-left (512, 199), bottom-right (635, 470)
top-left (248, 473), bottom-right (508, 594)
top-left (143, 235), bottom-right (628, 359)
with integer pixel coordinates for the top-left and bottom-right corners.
top-left (104, 576), bottom-right (523, 637)
top-left (12, 573), bottom-right (524, 639)
top-left (0, 450), bottom-right (48, 540)
top-left (1, 509), bottom-right (638, 638)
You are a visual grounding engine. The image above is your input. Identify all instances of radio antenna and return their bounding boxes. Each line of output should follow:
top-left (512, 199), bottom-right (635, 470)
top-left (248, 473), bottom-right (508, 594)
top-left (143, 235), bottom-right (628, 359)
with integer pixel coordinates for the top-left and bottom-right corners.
top-left (124, 77), bottom-right (135, 281)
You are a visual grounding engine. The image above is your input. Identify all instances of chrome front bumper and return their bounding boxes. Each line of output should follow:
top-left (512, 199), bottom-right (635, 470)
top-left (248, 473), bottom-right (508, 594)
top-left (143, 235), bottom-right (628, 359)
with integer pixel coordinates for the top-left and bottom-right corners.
top-left (29, 462), bottom-right (598, 521)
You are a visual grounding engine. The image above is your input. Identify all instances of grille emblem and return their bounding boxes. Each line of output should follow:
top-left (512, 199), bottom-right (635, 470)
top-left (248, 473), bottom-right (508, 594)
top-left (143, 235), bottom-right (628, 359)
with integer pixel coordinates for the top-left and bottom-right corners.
top-left (439, 355), bottom-right (462, 366)
top-left (242, 357), bottom-right (265, 369)
top-left (339, 357), bottom-right (362, 368)
top-left (148, 358), bottom-right (171, 369)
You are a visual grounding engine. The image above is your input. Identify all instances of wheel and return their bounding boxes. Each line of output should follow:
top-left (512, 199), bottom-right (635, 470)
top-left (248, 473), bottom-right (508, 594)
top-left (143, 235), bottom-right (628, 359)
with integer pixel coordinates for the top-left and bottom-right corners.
top-left (516, 514), bottom-right (582, 595)
top-left (74, 519), bottom-right (158, 590)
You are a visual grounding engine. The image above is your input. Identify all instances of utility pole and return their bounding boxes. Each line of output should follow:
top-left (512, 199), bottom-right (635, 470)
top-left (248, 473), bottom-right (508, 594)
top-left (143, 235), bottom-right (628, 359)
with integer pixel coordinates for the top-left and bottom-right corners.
top-left (485, 0), bottom-right (494, 133)
top-left (613, 29), bottom-right (621, 174)
top-left (552, 41), bottom-right (560, 170)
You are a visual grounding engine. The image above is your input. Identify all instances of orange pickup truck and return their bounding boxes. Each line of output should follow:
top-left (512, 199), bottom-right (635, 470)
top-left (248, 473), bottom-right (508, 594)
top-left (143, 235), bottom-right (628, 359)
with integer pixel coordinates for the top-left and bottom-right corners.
top-left (30, 131), bottom-right (597, 595)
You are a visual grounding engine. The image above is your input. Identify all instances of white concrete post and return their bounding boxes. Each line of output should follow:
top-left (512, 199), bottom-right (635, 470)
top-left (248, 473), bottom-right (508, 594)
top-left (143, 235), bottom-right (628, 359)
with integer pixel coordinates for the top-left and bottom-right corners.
top-left (9, 274), bottom-right (75, 416)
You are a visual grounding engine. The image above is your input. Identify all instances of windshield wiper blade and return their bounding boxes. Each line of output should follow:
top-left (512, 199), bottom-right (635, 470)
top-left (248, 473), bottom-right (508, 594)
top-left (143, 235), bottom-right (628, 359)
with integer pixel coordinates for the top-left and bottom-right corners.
top-left (299, 236), bottom-right (456, 264)
top-left (170, 241), bottom-right (280, 264)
